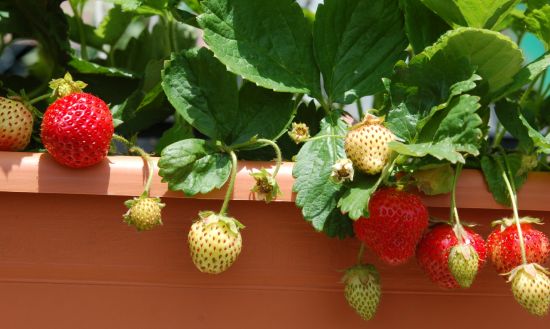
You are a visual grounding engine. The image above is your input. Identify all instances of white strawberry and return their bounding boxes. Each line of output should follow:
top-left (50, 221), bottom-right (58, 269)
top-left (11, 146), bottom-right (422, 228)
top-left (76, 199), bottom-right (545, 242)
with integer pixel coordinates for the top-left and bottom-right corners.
top-left (344, 115), bottom-right (395, 175)
top-left (0, 97), bottom-right (34, 151)
top-left (188, 211), bottom-right (244, 274)
top-left (508, 263), bottom-right (550, 316)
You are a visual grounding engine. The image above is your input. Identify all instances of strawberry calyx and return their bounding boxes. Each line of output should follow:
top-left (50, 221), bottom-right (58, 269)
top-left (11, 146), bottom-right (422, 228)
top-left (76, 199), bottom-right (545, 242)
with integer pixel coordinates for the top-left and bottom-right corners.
top-left (506, 263), bottom-right (550, 282)
top-left (491, 217), bottom-right (543, 232)
top-left (288, 122), bottom-right (310, 144)
top-left (342, 264), bottom-right (380, 285)
top-left (349, 113), bottom-right (385, 131)
top-left (330, 158), bottom-right (355, 183)
top-left (198, 211), bottom-right (245, 236)
top-left (49, 72), bottom-right (88, 99)
top-left (250, 168), bottom-right (281, 203)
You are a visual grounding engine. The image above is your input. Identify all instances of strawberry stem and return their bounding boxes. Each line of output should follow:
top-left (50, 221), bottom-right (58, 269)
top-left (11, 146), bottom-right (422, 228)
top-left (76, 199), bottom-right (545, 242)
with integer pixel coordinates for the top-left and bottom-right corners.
top-left (112, 134), bottom-right (154, 196)
top-left (450, 163), bottom-right (464, 234)
top-left (28, 93), bottom-right (50, 105)
top-left (256, 138), bottom-right (282, 177)
top-left (357, 243), bottom-right (366, 264)
top-left (220, 150), bottom-right (238, 216)
top-left (303, 134), bottom-right (346, 142)
top-left (499, 159), bottom-right (528, 265)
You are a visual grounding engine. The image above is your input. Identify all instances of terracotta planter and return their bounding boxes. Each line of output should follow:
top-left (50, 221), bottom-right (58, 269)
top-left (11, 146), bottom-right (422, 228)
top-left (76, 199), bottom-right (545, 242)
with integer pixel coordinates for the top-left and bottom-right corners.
top-left (0, 151), bottom-right (549, 328)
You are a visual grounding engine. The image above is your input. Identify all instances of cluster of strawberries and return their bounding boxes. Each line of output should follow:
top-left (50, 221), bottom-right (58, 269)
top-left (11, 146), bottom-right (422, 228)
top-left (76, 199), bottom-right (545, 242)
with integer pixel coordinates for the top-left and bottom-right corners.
top-left (341, 115), bottom-right (550, 320)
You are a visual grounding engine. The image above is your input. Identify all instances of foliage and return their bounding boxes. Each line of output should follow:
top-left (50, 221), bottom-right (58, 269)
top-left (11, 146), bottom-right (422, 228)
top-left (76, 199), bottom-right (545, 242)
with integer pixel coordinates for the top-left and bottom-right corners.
top-left (1, 0), bottom-right (549, 239)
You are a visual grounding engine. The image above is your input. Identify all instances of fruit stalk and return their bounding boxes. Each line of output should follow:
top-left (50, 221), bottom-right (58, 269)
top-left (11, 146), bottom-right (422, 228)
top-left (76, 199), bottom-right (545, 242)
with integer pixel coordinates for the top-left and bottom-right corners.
top-left (256, 138), bottom-right (282, 177)
top-left (357, 243), bottom-right (366, 264)
top-left (220, 150), bottom-right (238, 216)
top-left (450, 163), bottom-right (464, 239)
top-left (112, 134), bottom-right (154, 196)
top-left (499, 160), bottom-right (528, 265)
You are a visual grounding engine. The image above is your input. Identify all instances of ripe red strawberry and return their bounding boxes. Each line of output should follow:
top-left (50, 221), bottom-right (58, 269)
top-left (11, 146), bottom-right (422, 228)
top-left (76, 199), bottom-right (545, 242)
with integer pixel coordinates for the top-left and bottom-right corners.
top-left (487, 217), bottom-right (550, 274)
top-left (41, 92), bottom-right (113, 168)
top-left (0, 97), bottom-right (33, 151)
top-left (353, 188), bottom-right (429, 265)
top-left (416, 224), bottom-right (487, 289)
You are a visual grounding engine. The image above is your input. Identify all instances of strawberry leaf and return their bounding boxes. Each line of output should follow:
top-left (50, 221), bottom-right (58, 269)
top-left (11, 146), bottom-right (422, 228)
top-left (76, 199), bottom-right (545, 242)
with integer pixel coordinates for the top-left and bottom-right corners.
top-left (481, 153), bottom-right (530, 206)
top-left (293, 113), bottom-right (348, 235)
top-left (158, 139), bottom-right (231, 196)
top-left (198, 0), bottom-right (321, 97)
top-left (400, 0), bottom-right (450, 54)
top-left (313, 0), bottom-right (408, 104)
top-left (519, 114), bottom-right (550, 154)
top-left (337, 174), bottom-right (378, 220)
top-left (162, 48), bottom-right (239, 142)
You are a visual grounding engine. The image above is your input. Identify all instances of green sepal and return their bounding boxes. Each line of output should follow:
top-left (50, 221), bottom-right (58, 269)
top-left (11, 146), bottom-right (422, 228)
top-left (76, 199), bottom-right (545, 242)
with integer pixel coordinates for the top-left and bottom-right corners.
top-left (250, 168), bottom-right (282, 203)
top-left (198, 211), bottom-right (245, 236)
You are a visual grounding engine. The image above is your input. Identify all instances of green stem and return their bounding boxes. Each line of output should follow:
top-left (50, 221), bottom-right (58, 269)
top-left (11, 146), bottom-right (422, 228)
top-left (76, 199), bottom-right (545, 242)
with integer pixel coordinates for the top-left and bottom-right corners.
top-left (357, 243), bottom-right (366, 264)
top-left (519, 72), bottom-right (543, 107)
top-left (256, 139), bottom-right (282, 177)
top-left (356, 99), bottom-right (364, 121)
top-left (497, 155), bottom-right (528, 265)
top-left (112, 135), bottom-right (154, 196)
top-left (492, 123), bottom-right (506, 148)
top-left (220, 150), bottom-right (238, 215)
top-left (304, 134), bottom-right (346, 142)
top-left (69, 0), bottom-right (88, 61)
top-left (167, 11), bottom-right (179, 54)
top-left (450, 163), bottom-right (464, 241)
top-left (28, 93), bottom-right (50, 105)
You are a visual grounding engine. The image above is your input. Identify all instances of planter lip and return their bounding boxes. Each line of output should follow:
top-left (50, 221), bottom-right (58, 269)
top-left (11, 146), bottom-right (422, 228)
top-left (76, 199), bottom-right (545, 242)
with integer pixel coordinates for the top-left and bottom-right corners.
top-left (1, 151), bottom-right (549, 212)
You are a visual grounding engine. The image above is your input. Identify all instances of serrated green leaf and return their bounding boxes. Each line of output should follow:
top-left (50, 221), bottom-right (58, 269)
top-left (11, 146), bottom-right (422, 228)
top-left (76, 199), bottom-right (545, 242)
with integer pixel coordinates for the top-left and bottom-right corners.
top-left (158, 139), bottom-right (231, 195)
top-left (525, 5), bottom-right (550, 49)
top-left (390, 94), bottom-right (483, 163)
top-left (68, 57), bottom-right (136, 78)
top-left (416, 28), bottom-right (523, 96)
top-left (495, 99), bottom-right (534, 152)
top-left (420, 0), bottom-right (520, 29)
top-left (313, 0), bottom-right (408, 104)
top-left (399, 0), bottom-right (450, 54)
top-left (495, 52), bottom-right (550, 99)
top-left (293, 114), bottom-right (347, 233)
top-left (519, 114), bottom-right (550, 153)
top-left (231, 82), bottom-right (295, 147)
top-left (385, 103), bottom-right (418, 142)
top-left (162, 48), bottom-right (239, 142)
top-left (481, 154), bottom-right (529, 206)
top-left (155, 114), bottom-right (194, 154)
top-left (95, 5), bottom-right (134, 46)
top-left (198, 0), bottom-right (321, 96)
top-left (337, 174), bottom-right (378, 220)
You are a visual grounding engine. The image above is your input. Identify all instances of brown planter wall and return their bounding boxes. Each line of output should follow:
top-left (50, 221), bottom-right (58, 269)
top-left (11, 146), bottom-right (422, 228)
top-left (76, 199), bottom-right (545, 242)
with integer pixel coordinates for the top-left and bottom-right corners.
top-left (0, 151), bottom-right (549, 328)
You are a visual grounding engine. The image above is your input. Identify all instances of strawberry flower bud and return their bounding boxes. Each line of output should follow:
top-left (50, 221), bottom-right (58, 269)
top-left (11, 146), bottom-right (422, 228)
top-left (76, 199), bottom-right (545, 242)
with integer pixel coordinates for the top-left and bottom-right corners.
top-left (288, 122), bottom-right (310, 144)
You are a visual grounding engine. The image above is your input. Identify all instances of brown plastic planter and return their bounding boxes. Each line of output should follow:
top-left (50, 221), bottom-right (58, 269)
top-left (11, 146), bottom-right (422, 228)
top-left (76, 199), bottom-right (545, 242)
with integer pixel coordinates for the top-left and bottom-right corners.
top-left (0, 151), bottom-right (549, 328)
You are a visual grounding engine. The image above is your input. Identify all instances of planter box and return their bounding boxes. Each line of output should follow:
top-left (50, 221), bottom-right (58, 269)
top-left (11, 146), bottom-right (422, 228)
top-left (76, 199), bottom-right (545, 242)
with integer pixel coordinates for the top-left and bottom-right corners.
top-left (0, 151), bottom-right (549, 328)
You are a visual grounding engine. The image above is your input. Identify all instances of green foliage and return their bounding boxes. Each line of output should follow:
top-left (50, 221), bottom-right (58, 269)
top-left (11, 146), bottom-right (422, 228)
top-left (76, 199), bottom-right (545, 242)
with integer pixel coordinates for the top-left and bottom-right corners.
top-left (158, 139), bottom-right (231, 196)
top-left (314, 0), bottom-right (408, 104)
top-left (198, 0), bottom-right (321, 97)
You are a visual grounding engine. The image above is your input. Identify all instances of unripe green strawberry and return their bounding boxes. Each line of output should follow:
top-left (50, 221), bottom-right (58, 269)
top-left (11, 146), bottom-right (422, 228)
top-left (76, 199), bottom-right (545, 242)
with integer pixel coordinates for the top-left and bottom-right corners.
top-left (0, 97), bottom-right (33, 151)
top-left (448, 244), bottom-right (479, 288)
top-left (188, 211), bottom-right (244, 274)
top-left (123, 197), bottom-right (165, 231)
top-left (508, 263), bottom-right (550, 316)
top-left (344, 115), bottom-right (395, 175)
top-left (342, 264), bottom-right (381, 321)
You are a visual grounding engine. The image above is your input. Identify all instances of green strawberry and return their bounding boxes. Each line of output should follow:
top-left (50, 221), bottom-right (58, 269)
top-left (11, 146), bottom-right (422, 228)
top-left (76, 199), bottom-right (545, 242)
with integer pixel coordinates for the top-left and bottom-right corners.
top-left (123, 197), bottom-right (165, 231)
top-left (188, 211), bottom-right (244, 274)
top-left (342, 264), bottom-right (381, 321)
top-left (448, 244), bottom-right (479, 288)
top-left (344, 114), bottom-right (395, 175)
top-left (508, 263), bottom-right (550, 316)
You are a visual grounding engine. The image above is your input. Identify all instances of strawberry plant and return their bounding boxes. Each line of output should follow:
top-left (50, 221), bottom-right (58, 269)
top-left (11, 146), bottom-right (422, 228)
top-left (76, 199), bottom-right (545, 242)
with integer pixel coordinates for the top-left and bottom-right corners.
top-left (1, 0), bottom-right (550, 321)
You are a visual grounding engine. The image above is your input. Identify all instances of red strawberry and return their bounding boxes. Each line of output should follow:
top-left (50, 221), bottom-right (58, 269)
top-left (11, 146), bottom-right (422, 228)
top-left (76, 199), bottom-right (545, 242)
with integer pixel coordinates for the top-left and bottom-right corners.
top-left (416, 224), bottom-right (487, 289)
top-left (487, 217), bottom-right (550, 274)
top-left (0, 97), bottom-right (34, 151)
top-left (353, 188), bottom-right (429, 265)
top-left (41, 92), bottom-right (113, 168)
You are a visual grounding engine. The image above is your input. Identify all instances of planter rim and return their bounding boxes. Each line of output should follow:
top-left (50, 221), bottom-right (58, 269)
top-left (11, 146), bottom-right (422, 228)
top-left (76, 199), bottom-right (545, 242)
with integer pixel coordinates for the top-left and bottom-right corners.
top-left (1, 151), bottom-right (549, 212)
